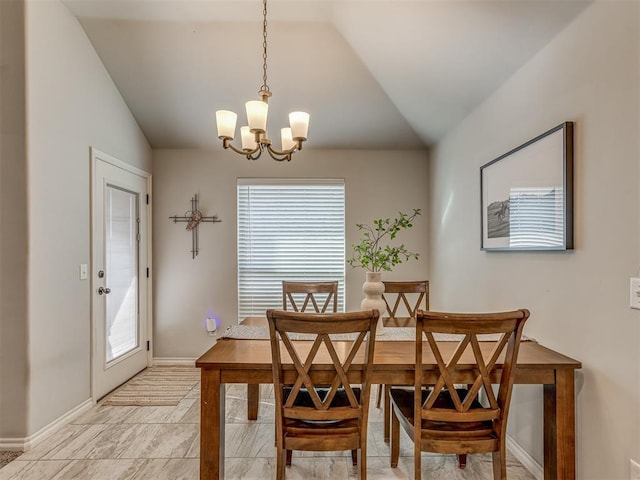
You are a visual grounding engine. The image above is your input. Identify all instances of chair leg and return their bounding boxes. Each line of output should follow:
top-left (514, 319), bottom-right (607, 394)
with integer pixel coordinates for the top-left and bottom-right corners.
top-left (457, 454), bottom-right (467, 469)
top-left (383, 385), bottom-right (391, 442)
top-left (492, 449), bottom-right (507, 480)
top-left (276, 441), bottom-right (285, 480)
top-left (358, 445), bottom-right (367, 480)
top-left (376, 383), bottom-right (383, 408)
top-left (413, 441), bottom-right (421, 480)
top-left (390, 408), bottom-right (400, 468)
top-left (286, 447), bottom-right (357, 470)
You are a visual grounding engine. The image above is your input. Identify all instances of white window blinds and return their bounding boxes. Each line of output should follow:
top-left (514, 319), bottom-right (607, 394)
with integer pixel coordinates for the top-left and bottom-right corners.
top-left (237, 180), bottom-right (345, 321)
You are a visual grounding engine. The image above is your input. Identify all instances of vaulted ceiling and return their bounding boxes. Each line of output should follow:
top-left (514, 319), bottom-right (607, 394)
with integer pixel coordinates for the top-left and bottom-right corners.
top-left (62, 0), bottom-right (592, 150)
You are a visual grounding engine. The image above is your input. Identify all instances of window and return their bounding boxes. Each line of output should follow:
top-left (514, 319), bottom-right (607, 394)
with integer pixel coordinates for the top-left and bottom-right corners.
top-left (237, 179), bottom-right (345, 321)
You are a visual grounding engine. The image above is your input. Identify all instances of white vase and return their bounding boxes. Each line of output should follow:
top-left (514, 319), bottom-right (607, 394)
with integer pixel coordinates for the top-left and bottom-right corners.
top-left (360, 271), bottom-right (386, 335)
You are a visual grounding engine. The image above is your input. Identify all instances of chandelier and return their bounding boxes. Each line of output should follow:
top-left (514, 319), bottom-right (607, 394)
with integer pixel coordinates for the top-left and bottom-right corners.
top-left (215, 0), bottom-right (310, 162)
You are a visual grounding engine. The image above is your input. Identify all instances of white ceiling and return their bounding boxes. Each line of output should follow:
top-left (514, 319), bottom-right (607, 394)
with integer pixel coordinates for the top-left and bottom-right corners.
top-left (62, 0), bottom-right (592, 150)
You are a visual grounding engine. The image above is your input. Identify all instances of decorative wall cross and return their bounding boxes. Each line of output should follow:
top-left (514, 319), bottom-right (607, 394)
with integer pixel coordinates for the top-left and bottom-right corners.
top-left (169, 194), bottom-right (221, 259)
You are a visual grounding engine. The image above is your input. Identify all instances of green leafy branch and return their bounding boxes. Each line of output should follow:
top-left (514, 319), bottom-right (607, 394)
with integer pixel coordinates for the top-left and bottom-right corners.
top-left (347, 209), bottom-right (422, 272)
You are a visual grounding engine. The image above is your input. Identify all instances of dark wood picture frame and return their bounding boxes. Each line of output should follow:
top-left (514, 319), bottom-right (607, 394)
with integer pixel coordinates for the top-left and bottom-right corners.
top-left (480, 122), bottom-right (573, 251)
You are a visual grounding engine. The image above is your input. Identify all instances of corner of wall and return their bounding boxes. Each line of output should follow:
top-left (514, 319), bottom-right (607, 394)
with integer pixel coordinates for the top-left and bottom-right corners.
top-left (0, 0), bottom-right (30, 441)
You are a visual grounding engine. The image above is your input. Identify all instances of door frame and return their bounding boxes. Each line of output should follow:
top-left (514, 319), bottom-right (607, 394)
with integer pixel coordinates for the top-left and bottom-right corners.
top-left (90, 147), bottom-right (153, 402)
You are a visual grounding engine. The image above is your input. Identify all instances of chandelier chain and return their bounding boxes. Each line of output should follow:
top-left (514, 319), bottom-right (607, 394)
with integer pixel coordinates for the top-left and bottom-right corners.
top-left (261, 0), bottom-right (269, 92)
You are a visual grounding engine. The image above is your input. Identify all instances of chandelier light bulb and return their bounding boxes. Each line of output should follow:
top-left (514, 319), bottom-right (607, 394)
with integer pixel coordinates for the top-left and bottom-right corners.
top-left (246, 100), bottom-right (268, 133)
top-left (289, 111), bottom-right (310, 140)
top-left (281, 128), bottom-right (295, 151)
top-left (216, 110), bottom-right (237, 139)
top-left (241, 126), bottom-right (257, 151)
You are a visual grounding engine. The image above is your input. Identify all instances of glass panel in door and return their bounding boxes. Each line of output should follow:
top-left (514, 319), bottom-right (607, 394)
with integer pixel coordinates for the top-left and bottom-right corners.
top-left (105, 185), bottom-right (139, 363)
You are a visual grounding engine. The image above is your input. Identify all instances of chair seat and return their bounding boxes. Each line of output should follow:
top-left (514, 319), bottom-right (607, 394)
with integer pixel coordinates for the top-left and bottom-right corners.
top-left (284, 386), bottom-right (361, 426)
top-left (284, 386), bottom-right (361, 408)
top-left (389, 387), bottom-right (494, 437)
top-left (283, 388), bottom-right (361, 459)
top-left (284, 417), bottom-right (360, 436)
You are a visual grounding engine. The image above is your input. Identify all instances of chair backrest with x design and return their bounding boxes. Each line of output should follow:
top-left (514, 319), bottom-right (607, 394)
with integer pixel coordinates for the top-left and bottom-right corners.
top-left (282, 281), bottom-right (338, 313)
top-left (267, 308), bottom-right (378, 427)
top-left (415, 309), bottom-right (529, 433)
top-left (268, 309), bottom-right (378, 422)
top-left (382, 280), bottom-right (429, 320)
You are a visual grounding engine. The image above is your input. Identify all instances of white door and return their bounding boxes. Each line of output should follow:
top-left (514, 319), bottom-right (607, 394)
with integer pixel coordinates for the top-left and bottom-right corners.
top-left (91, 148), bottom-right (151, 400)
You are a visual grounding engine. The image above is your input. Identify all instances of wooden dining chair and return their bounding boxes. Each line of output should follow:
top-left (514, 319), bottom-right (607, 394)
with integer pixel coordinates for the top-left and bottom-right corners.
top-left (281, 280), bottom-right (344, 465)
top-left (382, 280), bottom-right (429, 325)
top-left (267, 309), bottom-right (379, 480)
top-left (282, 281), bottom-right (338, 313)
top-left (377, 280), bottom-right (429, 446)
top-left (389, 309), bottom-right (529, 479)
top-left (247, 281), bottom-right (340, 423)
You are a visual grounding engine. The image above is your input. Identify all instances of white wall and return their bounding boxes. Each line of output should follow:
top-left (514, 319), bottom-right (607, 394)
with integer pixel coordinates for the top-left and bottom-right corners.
top-left (24, 0), bottom-right (151, 435)
top-left (429, 2), bottom-right (639, 478)
top-left (152, 149), bottom-right (429, 358)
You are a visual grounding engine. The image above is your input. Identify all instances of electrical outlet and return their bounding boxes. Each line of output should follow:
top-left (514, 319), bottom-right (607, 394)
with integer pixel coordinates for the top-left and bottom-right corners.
top-left (630, 278), bottom-right (640, 309)
top-left (631, 459), bottom-right (640, 480)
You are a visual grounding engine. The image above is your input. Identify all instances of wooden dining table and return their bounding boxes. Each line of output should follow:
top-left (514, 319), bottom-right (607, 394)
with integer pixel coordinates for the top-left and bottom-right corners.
top-left (196, 317), bottom-right (581, 480)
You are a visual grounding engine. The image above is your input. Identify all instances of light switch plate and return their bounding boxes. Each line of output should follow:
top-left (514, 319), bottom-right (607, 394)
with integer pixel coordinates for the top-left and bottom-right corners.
top-left (630, 278), bottom-right (640, 310)
top-left (80, 263), bottom-right (88, 280)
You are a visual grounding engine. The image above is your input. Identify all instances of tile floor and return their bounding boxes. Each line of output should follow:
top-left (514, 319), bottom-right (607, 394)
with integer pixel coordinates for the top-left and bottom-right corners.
top-left (0, 371), bottom-right (536, 479)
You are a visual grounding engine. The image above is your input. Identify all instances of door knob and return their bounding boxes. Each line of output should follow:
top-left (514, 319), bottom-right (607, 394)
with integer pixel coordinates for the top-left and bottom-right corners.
top-left (98, 286), bottom-right (111, 295)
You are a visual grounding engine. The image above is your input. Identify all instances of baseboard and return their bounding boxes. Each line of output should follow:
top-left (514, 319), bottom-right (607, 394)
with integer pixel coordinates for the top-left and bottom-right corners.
top-left (0, 438), bottom-right (26, 451)
top-left (152, 357), bottom-right (197, 366)
top-left (507, 433), bottom-right (543, 480)
top-left (0, 398), bottom-right (93, 452)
